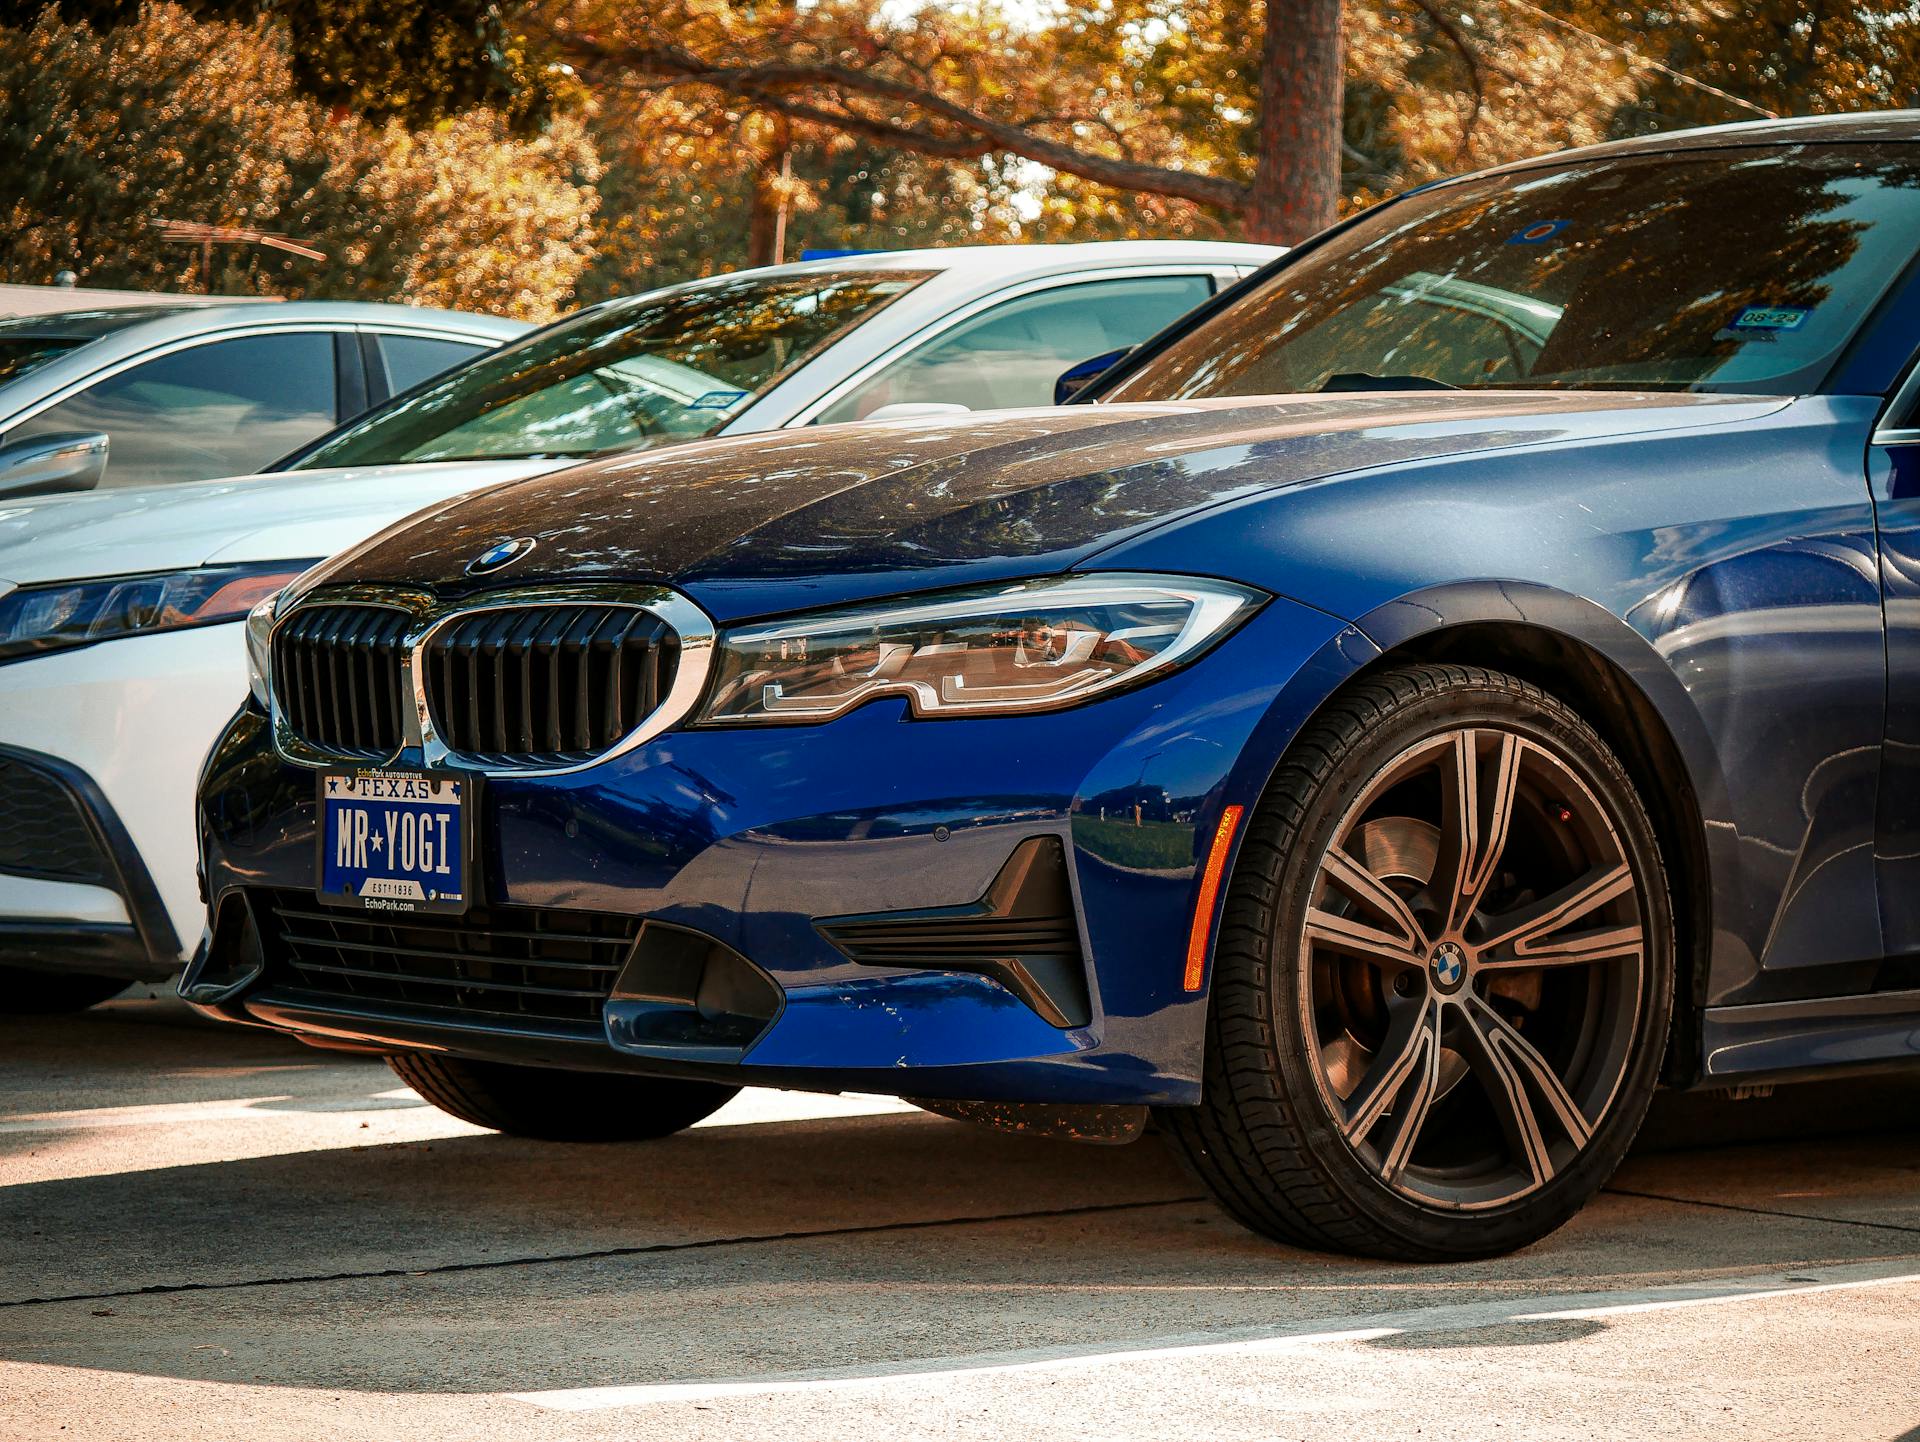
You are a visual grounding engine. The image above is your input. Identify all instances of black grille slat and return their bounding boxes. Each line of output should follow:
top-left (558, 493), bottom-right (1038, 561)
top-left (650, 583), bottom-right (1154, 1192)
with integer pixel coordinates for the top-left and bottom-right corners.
top-left (423, 604), bottom-right (679, 763)
top-left (259, 889), bottom-right (639, 1029)
top-left (539, 607), bottom-right (573, 753)
top-left (512, 610), bottom-right (538, 751)
top-left (279, 931), bottom-right (624, 977)
top-left (568, 610), bottom-right (598, 753)
top-left (602, 614), bottom-right (625, 742)
top-left (280, 957), bottom-right (617, 1000)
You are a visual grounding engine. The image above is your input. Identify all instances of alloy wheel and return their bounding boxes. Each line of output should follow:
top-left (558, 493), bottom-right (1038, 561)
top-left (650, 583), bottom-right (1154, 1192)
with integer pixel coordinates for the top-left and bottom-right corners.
top-left (1299, 725), bottom-right (1647, 1210)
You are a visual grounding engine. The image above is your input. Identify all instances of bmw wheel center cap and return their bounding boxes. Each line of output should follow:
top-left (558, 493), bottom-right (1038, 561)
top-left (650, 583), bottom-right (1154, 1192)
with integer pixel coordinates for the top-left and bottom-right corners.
top-left (1430, 942), bottom-right (1467, 991)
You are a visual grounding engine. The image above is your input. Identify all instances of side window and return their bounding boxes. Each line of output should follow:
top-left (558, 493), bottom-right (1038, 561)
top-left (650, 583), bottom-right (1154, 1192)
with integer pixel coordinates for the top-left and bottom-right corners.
top-left (7, 332), bottom-right (337, 487)
top-left (379, 334), bottom-right (486, 394)
top-left (815, 273), bottom-right (1215, 424)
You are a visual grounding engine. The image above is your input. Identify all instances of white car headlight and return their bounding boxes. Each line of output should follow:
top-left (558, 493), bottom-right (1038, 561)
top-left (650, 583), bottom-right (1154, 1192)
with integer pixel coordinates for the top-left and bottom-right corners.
top-left (695, 572), bottom-right (1264, 726)
top-left (0, 563), bottom-right (311, 668)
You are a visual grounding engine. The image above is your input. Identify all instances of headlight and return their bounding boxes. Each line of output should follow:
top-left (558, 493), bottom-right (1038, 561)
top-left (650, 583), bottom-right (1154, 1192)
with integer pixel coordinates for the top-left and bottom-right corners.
top-left (0, 562), bottom-right (314, 667)
top-left (695, 572), bottom-right (1264, 726)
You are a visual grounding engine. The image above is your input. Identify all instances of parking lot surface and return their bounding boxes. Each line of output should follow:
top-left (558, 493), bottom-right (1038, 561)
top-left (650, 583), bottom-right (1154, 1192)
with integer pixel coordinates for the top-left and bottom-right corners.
top-left (3, 997), bottom-right (1919, 1441)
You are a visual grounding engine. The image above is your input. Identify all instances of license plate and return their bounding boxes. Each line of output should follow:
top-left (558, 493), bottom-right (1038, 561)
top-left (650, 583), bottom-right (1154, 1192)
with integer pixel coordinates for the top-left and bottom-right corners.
top-left (318, 768), bottom-right (473, 915)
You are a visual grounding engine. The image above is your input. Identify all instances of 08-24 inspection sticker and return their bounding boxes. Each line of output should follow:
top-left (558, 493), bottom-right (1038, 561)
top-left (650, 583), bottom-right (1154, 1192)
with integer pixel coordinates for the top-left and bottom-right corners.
top-left (1722, 304), bottom-right (1813, 337)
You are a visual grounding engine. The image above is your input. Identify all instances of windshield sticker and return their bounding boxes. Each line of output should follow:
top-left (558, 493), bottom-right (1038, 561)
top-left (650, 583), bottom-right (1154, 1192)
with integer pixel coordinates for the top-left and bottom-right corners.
top-left (1506, 219), bottom-right (1571, 245)
top-left (1726, 305), bottom-right (1812, 333)
top-left (688, 389), bottom-right (751, 410)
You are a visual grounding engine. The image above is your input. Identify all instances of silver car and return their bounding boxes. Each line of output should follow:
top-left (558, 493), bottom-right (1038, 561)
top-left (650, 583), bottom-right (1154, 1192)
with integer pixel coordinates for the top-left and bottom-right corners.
top-left (0, 302), bottom-right (527, 498)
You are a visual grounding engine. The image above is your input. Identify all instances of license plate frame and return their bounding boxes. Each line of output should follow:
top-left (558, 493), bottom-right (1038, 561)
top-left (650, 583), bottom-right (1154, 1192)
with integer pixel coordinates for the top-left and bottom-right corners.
top-left (316, 766), bottom-right (476, 916)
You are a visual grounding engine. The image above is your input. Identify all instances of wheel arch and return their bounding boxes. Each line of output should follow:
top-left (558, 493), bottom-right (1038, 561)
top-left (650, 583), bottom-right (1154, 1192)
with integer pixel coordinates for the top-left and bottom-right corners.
top-left (1236, 581), bottom-right (1732, 1086)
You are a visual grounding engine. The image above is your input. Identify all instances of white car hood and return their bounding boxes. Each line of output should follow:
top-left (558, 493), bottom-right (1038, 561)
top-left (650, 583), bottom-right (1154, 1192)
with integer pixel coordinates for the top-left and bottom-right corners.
top-left (0, 459), bottom-right (568, 587)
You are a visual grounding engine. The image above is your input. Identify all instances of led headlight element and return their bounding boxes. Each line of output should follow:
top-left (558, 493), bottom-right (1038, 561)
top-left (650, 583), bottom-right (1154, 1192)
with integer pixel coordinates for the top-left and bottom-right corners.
top-left (697, 573), bottom-right (1264, 725)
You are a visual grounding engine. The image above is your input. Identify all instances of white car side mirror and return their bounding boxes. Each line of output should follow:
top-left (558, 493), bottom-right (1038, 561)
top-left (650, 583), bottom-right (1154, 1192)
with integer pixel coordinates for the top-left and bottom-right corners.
top-left (0, 430), bottom-right (109, 500)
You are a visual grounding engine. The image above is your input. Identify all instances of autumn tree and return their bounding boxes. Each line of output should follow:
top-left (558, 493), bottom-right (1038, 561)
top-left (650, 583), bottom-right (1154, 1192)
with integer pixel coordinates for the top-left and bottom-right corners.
top-left (0, 4), bottom-right (600, 317)
top-left (532, 0), bottom-right (1644, 246)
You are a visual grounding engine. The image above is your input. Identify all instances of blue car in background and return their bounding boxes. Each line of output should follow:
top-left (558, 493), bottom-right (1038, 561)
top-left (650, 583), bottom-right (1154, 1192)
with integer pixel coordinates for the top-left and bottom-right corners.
top-left (187, 111), bottom-right (1920, 1260)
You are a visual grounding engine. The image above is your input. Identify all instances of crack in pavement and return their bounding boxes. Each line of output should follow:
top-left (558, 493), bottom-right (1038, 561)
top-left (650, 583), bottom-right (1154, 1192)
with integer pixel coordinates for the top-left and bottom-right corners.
top-left (1601, 1185), bottom-right (1920, 1237)
top-left (5, 1186), bottom-right (1911, 1313)
top-left (0, 1195), bottom-right (1205, 1310)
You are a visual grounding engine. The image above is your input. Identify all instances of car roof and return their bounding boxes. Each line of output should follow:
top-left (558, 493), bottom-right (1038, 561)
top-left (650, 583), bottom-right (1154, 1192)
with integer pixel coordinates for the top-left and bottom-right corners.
top-left (1476, 108), bottom-right (1920, 180)
top-left (0, 305), bottom-right (211, 341)
top-left (0, 299), bottom-right (526, 345)
top-left (711, 240), bottom-right (1282, 283)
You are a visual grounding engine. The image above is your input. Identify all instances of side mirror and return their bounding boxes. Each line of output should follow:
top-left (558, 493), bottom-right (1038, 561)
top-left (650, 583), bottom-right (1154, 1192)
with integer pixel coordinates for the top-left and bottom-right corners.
top-left (861, 401), bottom-right (972, 422)
top-left (1055, 347), bottom-right (1131, 405)
top-left (0, 431), bottom-right (109, 500)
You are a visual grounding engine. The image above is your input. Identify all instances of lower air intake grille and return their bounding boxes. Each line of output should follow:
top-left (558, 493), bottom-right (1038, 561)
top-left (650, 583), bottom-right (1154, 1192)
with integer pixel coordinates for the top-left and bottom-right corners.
top-left (424, 605), bottom-right (680, 763)
top-left (0, 755), bottom-right (106, 883)
top-left (817, 836), bottom-right (1090, 1028)
top-left (273, 605), bottom-right (411, 757)
top-left (258, 889), bottom-right (638, 1029)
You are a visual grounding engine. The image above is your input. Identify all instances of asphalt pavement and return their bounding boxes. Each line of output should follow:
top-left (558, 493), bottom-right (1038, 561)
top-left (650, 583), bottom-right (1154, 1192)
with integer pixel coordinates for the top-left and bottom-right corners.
top-left (3, 995), bottom-right (1919, 1441)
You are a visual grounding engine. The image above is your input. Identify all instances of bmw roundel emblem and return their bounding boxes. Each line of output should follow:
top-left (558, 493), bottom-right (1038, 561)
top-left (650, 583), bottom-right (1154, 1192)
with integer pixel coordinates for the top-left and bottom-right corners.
top-left (466, 536), bottom-right (537, 576)
top-left (1430, 942), bottom-right (1466, 990)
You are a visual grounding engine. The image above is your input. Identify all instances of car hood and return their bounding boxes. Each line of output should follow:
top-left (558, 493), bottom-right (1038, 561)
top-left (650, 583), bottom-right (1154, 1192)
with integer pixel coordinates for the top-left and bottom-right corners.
top-left (297, 393), bottom-right (1783, 622)
top-left (0, 459), bottom-right (566, 587)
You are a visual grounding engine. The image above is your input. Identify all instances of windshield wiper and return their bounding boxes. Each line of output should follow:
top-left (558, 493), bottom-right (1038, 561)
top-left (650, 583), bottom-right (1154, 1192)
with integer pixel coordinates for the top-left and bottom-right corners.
top-left (1318, 372), bottom-right (1462, 393)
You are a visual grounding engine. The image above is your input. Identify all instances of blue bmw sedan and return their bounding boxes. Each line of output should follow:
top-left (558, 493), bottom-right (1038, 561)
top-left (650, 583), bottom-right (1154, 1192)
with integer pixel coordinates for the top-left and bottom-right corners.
top-left (188, 112), bottom-right (1920, 1260)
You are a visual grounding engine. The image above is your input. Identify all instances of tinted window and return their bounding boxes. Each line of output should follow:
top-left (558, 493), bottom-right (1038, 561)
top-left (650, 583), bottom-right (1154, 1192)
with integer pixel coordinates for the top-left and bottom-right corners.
top-left (817, 273), bottom-right (1213, 424)
top-left (8, 331), bottom-right (337, 487)
top-left (0, 336), bottom-right (84, 385)
top-left (292, 270), bottom-right (934, 470)
top-left (379, 334), bottom-right (486, 393)
top-left (1112, 144), bottom-right (1920, 400)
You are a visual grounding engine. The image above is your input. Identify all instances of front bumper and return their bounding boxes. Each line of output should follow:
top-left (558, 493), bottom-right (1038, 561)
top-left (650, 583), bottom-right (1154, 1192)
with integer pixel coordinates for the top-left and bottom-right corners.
top-left (0, 624), bottom-right (248, 973)
top-left (0, 744), bottom-right (179, 980)
top-left (188, 596), bottom-right (1367, 1104)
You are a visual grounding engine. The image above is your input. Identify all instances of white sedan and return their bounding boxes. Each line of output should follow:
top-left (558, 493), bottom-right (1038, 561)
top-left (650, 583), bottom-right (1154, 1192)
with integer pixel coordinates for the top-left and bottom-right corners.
top-left (0, 241), bottom-right (1277, 1009)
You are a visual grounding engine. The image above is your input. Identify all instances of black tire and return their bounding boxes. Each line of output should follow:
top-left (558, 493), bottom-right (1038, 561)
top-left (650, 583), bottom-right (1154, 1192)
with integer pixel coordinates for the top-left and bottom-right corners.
top-left (388, 1052), bottom-right (741, 1141)
top-left (1160, 663), bottom-right (1674, 1260)
top-left (0, 966), bottom-right (130, 1014)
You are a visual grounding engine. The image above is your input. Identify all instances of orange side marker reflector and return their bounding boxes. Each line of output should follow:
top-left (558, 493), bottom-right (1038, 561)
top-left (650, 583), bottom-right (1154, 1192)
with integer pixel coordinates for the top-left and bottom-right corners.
top-left (1184, 804), bottom-right (1245, 992)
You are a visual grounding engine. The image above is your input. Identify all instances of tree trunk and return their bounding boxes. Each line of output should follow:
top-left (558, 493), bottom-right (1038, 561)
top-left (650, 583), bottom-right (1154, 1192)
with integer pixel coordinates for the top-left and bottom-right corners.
top-left (1248, 0), bottom-right (1345, 244)
top-left (746, 156), bottom-right (781, 266)
top-left (745, 114), bottom-right (792, 267)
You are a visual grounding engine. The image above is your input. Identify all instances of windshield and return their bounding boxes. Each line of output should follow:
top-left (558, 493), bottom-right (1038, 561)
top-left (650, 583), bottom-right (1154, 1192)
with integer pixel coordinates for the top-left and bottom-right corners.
top-left (1110, 143), bottom-right (1920, 400)
top-left (287, 269), bottom-right (934, 470)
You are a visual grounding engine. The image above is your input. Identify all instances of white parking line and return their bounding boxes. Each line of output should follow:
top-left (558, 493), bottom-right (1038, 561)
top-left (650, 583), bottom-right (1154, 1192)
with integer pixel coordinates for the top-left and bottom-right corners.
top-left (508, 1261), bottom-right (1920, 1412)
top-left (1522, 1268), bottom-right (1920, 1319)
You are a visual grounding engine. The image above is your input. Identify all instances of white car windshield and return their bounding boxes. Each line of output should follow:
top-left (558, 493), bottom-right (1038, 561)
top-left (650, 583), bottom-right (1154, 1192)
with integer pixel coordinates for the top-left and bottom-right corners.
top-left (286, 269), bottom-right (934, 469)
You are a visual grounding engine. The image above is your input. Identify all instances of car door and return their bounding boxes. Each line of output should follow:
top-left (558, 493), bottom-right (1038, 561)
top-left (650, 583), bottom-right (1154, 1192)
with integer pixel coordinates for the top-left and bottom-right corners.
top-left (1868, 364), bottom-right (1920, 967)
top-left (804, 270), bottom-right (1219, 425)
top-left (3, 329), bottom-right (348, 488)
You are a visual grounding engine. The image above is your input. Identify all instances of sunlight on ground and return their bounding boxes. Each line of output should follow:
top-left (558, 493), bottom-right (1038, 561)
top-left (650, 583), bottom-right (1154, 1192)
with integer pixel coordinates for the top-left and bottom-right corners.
top-left (0, 1084), bottom-right (920, 1186)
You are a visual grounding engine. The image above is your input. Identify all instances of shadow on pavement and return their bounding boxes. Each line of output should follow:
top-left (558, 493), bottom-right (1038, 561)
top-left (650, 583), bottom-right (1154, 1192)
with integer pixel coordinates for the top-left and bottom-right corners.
top-left (0, 1002), bottom-right (1917, 1395)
